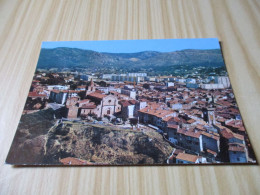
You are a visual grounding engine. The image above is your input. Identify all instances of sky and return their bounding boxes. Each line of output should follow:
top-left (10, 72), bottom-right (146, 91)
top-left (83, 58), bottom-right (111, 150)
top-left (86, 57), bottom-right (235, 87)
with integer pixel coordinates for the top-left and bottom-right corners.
top-left (41, 38), bottom-right (220, 53)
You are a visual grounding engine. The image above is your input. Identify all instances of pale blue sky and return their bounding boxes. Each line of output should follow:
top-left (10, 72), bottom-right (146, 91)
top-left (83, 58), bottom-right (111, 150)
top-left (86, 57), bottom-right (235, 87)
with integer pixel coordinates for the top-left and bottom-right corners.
top-left (41, 38), bottom-right (220, 53)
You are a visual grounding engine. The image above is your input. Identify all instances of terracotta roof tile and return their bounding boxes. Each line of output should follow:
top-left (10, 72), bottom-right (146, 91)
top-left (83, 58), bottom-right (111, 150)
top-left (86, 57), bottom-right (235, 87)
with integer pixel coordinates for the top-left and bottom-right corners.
top-left (28, 92), bottom-right (46, 97)
top-left (88, 92), bottom-right (107, 99)
top-left (176, 153), bottom-right (199, 163)
top-left (201, 132), bottom-right (219, 140)
top-left (60, 157), bottom-right (93, 165)
top-left (81, 103), bottom-right (97, 109)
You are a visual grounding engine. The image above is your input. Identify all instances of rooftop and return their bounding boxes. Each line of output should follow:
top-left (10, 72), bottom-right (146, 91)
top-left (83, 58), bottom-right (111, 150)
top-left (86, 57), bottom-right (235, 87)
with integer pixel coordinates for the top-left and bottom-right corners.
top-left (176, 153), bottom-right (200, 163)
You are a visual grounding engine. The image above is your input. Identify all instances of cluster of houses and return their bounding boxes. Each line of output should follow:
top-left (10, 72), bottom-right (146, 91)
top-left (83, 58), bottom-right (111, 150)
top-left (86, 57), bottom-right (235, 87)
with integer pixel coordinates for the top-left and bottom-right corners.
top-left (28, 72), bottom-right (254, 164)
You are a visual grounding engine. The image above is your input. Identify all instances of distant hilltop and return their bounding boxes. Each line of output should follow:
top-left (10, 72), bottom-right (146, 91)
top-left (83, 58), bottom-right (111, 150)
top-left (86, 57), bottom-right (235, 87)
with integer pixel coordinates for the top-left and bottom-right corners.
top-left (37, 47), bottom-right (226, 74)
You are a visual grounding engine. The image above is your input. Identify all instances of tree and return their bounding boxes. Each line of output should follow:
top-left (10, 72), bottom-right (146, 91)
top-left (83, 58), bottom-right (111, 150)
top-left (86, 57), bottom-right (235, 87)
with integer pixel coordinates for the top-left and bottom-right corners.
top-left (143, 83), bottom-right (150, 89)
top-left (78, 91), bottom-right (86, 100)
top-left (70, 83), bottom-right (77, 90)
top-left (111, 118), bottom-right (117, 124)
top-left (122, 117), bottom-right (127, 125)
top-left (99, 81), bottom-right (107, 87)
top-left (104, 115), bottom-right (111, 121)
top-left (129, 118), bottom-right (138, 130)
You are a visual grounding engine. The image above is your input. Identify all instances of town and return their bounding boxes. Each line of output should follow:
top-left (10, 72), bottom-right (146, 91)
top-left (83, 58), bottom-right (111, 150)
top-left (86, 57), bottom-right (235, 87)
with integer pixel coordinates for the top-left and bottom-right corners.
top-left (26, 70), bottom-right (256, 165)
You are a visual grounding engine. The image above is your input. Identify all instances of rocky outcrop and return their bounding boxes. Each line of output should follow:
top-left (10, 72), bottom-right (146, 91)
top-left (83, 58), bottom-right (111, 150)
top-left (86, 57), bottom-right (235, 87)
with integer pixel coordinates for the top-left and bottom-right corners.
top-left (7, 109), bottom-right (173, 165)
top-left (44, 123), bottom-right (173, 165)
top-left (6, 109), bottom-right (56, 164)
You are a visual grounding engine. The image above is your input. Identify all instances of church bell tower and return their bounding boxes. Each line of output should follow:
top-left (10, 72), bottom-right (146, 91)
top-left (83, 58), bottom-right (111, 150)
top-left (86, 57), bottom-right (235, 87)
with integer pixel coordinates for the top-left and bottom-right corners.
top-left (202, 107), bottom-right (216, 125)
top-left (86, 78), bottom-right (96, 95)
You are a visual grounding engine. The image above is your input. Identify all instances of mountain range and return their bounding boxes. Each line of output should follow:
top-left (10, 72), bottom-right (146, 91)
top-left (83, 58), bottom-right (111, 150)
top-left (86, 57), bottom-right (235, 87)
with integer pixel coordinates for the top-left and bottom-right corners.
top-left (36, 47), bottom-right (226, 74)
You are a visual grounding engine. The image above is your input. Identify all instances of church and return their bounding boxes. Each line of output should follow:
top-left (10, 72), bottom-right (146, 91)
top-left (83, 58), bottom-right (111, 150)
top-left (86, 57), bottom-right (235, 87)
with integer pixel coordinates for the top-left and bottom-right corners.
top-left (66, 79), bottom-right (121, 119)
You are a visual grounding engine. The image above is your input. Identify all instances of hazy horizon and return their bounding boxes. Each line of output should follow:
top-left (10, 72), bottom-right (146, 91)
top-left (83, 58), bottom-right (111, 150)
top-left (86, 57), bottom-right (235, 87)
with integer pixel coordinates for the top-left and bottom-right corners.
top-left (41, 38), bottom-right (221, 54)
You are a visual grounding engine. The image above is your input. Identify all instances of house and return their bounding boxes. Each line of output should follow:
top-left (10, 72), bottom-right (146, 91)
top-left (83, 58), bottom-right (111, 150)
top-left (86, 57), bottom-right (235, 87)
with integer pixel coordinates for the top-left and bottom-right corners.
top-left (134, 100), bottom-right (147, 117)
top-left (215, 125), bottom-right (247, 162)
top-left (176, 128), bottom-right (202, 153)
top-left (218, 125), bottom-right (245, 145)
top-left (167, 124), bottom-right (179, 144)
top-left (176, 153), bottom-right (206, 164)
top-left (167, 149), bottom-right (184, 164)
top-left (80, 103), bottom-right (97, 117)
top-left (47, 85), bottom-right (69, 90)
top-left (138, 104), bottom-right (176, 129)
top-left (49, 90), bottom-right (68, 104)
top-left (170, 101), bottom-right (183, 110)
top-left (200, 131), bottom-right (220, 153)
top-left (76, 85), bottom-right (86, 91)
top-left (120, 100), bottom-right (136, 119)
top-left (78, 99), bottom-right (90, 107)
top-left (121, 86), bottom-right (137, 99)
top-left (28, 91), bottom-right (47, 100)
top-left (228, 143), bottom-right (248, 163)
top-left (225, 119), bottom-right (246, 135)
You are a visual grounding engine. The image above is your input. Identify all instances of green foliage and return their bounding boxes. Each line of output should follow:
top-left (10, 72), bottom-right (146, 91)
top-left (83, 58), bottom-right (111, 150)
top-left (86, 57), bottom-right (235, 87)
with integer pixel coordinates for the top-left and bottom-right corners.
top-left (37, 48), bottom-right (226, 76)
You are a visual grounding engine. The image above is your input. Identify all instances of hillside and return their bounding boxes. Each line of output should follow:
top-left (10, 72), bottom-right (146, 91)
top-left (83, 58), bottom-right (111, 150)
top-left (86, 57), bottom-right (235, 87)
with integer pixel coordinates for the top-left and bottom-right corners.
top-left (44, 122), bottom-right (173, 165)
top-left (6, 110), bottom-right (173, 165)
top-left (36, 48), bottom-right (225, 75)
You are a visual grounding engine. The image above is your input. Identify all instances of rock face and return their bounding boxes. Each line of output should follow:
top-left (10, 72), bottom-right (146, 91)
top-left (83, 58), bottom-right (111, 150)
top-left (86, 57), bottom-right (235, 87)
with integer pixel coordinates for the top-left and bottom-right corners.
top-left (6, 109), bottom-right (56, 165)
top-left (45, 123), bottom-right (173, 165)
top-left (7, 109), bottom-right (173, 165)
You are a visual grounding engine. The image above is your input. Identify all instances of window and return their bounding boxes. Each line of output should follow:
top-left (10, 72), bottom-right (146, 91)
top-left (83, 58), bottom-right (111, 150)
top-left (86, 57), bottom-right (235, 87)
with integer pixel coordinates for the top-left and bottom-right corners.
top-left (108, 100), bottom-right (112, 103)
top-left (237, 158), bottom-right (240, 161)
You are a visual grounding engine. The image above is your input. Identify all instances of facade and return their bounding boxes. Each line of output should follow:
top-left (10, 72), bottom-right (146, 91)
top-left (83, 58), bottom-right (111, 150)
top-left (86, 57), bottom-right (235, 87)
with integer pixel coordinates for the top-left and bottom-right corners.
top-left (186, 83), bottom-right (199, 89)
top-left (186, 78), bottom-right (196, 84)
top-left (112, 75), bottom-right (142, 83)
top-left (47, 85), bottom-right (69, 90)
top-left (166, 82), bottom-right (174, 87)
top-left (228, 143), bottom-right (248, 163)
top-left (127, 73), bottom-right (147, 77)
top-left (121, 89), bottom-right (136, 99)
top-left (102, 74), bottom-right (115, 80)
top-left (200, 83), bottom-right (225, 89)
top-left (67, 80), bottom-right (122, 119)
top-left (215, 76), bottom-right (230, 88)
top-left (134, 101), bottom-right (147, 117)
top-left (201, 132), bottom-right (220, 153)
top-left (67, 106), bottom-right (79, 118)
top-left (138, 106), bottom-right (177, 129)
top-left (80, 75), bottom-right (89, 81)
top-left (49, 90), bottom-right (67, 104)
top-left (85, 93), bottom-right (121, 117)
top-left (171, 103), bottom-right (183, 110)
top-left (176, 153), bottom-right (206, 164)
top-left (176, 129), bottom-right (202, 153)
top-left (120, 100), bottom-right (136, 119)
